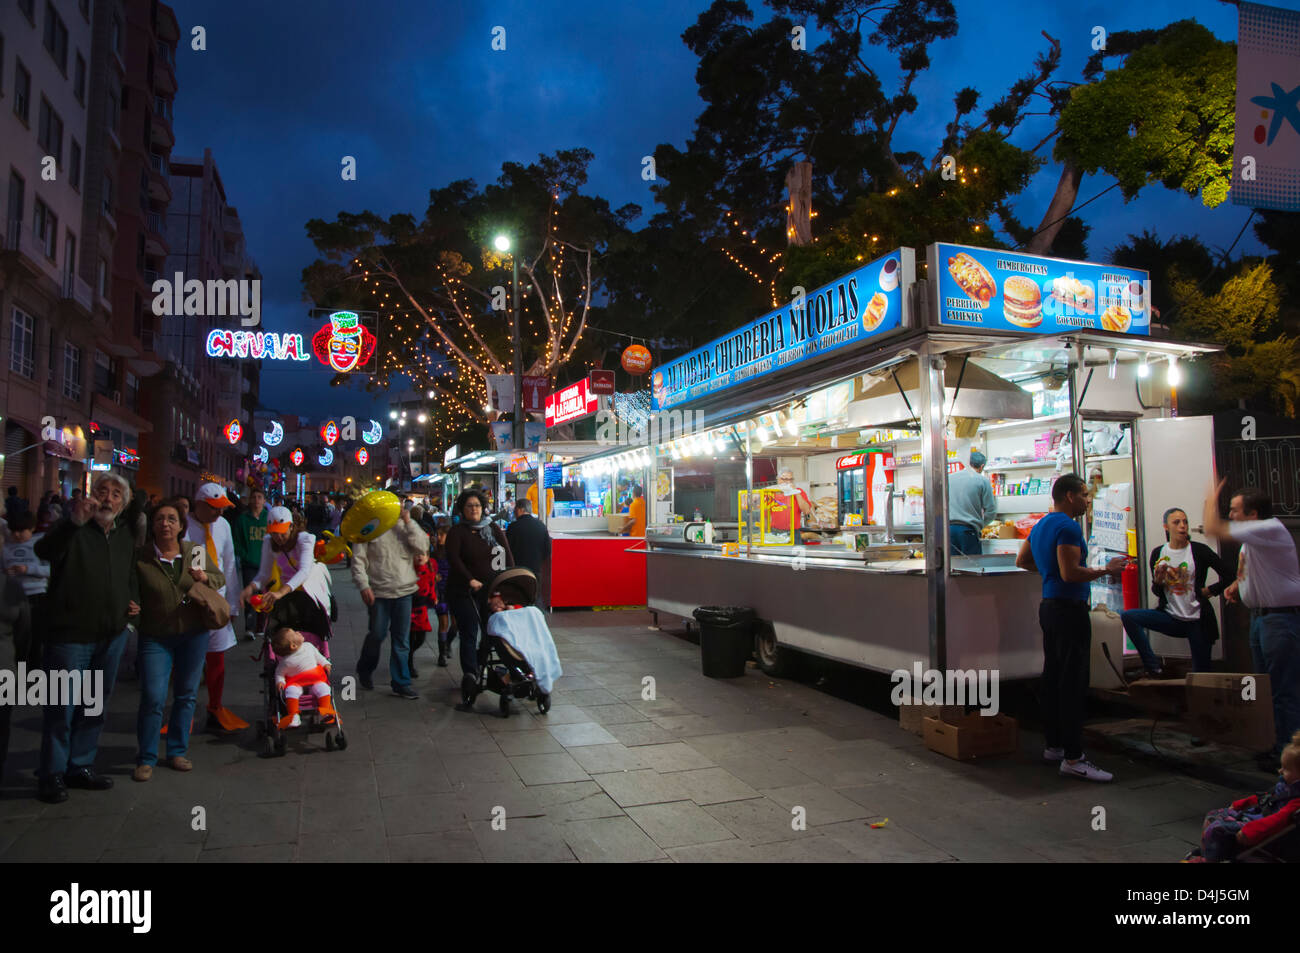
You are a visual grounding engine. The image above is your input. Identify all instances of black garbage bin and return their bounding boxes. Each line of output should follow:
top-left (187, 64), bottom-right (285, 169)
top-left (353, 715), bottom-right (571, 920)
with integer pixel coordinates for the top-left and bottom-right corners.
top-left (692, 606), bottom-right (755, 678)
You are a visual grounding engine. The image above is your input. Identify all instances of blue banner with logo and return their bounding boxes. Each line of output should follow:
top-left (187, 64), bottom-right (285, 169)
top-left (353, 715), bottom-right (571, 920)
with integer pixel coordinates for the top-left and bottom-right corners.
top-left (652, 250), bottom-right (911, 411)
top-left (930, 243), bottom-right (1151, 336)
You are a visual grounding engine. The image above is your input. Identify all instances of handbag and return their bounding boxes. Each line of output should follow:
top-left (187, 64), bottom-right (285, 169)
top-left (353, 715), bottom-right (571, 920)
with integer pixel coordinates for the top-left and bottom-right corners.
top-left (185, 580), bottom-right (232, 629)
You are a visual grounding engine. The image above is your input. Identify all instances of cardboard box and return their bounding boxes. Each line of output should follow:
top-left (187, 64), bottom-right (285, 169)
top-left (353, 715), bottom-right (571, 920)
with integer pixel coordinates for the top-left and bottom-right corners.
top-left (1185, 673), bottom-right (1274, 750)
top-left (898, 702), bottom-right (967, 735)
top-left (923, 713), bottom-right (1018, 761)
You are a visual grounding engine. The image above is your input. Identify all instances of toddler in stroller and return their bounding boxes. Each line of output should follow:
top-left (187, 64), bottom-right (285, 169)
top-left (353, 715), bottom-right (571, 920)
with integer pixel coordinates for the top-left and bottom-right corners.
top-left (1187, 730), bottom-right (1300, 862)
top-left (459, 568), bottom-right (562, 718)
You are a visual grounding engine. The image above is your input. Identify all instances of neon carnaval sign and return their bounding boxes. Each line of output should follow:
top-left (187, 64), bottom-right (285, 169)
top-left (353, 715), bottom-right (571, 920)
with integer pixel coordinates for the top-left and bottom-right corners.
top-left (262, 420), bottom-right (283, 446)
top-left (223, 420), bottom-right (242, 444)
top-left (362, 420), bottom-right (383, 444)
top-left (318, 448), bottom-right (334, 467)
top-left (312, 311), bottom-right (376, 373)
top-left (206, 329), bottom-right (310, 361)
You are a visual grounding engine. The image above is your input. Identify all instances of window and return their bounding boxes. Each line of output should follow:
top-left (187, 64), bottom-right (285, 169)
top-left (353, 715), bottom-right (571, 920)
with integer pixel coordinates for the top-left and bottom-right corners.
top-left (14, 60), bottom-right (31, 123)
top-left (106, 88), bottom-right (118, 135)
top-left (97, 257), bottom-right (107, 297)
top-left (63, 344), bottom-right (82, 400)
top-left (126, 371), bottom-right (138, 409)
top-left (74, 52), bottom-right (85, 104)
top-left (37, 98), bottom-right (63, 166)
top-left (7, 172), bottom-right (24, 235)
top-left (63, 230), bottom-right (75, 281)
top-left (10, 308), bottom-right (35, 379)
top-left (48, 325), bottom-right (55, 383)
top-left (93, 349), bottom-right (112, 395)
top-left (32, 196), bottom-right (57, 260)
top-left (43, 3), bottom-right (68, 74)
top-left (101, 173), bottom-right (112, 215)
top-left (0, 34), bottom-right (5, 96)
top-left (69, 139), bottom-right (80, 191)
top-left (111, 15), bottom-right (123, 56)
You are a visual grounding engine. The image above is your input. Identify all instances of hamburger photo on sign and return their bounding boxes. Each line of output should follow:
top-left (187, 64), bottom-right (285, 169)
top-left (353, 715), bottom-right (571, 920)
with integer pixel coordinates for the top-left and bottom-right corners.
top-left (1002, 275), bottom-right (1043, 329)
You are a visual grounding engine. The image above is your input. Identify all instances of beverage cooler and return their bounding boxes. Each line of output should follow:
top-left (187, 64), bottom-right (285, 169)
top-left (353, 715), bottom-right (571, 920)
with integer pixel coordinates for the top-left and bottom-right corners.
top-left (835, 450), bottom-right (895, 525)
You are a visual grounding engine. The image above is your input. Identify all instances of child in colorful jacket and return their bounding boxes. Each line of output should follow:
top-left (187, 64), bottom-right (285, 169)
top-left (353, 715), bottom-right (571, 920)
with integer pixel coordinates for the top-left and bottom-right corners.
top-left (408, 551), bottom-right (438, 677)
top-left (433, 520), bottom-right (452, 666)
top-left (1196, 730), bottom-right (1300, 861)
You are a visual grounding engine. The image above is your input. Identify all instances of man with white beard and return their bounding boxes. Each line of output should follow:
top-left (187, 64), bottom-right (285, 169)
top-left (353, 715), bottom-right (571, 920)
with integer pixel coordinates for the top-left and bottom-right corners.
top-left (34, 474), bottom-right (140, 804)
top-left (187, 484), bottom-right (246, 732)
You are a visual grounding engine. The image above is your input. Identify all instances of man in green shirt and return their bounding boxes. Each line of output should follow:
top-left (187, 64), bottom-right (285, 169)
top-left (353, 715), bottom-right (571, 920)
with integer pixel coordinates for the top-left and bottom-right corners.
top-left (233, 488), bottom-right (267, 636)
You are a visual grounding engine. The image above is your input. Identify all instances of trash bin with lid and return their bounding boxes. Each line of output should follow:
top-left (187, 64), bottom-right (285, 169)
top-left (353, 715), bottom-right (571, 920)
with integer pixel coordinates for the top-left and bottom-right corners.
top-left (692, 606), bottom-right (755, 678)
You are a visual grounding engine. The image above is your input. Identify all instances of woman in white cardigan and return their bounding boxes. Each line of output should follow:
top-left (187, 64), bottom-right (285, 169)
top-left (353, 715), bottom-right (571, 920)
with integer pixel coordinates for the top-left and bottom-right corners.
top-left (240, 506), bottom-right (334, 636)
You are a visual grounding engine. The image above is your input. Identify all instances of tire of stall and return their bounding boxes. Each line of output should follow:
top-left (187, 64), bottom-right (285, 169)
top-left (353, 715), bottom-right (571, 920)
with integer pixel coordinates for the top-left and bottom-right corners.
top-left (753, 619), bottom-right (795, 678)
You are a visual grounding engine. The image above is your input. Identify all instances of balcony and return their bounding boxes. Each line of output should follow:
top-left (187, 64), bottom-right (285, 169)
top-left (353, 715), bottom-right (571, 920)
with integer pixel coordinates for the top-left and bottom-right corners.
top-left (156, 5), bottom-right (181, 43)
top-left (144, 212), bottom-right (168, 257)
top-left (149, 114), bottom-right (174, 150)
top-left (148, 155), bottom-right (172, 202)
top-left (222, 210), bottom-right (242, 239)
top-left (2, 219), bottom-right (46, 278)
top-left (155, 50), bottom-right (176, 95)
top-left (60, 269), bottom-right (95, 316)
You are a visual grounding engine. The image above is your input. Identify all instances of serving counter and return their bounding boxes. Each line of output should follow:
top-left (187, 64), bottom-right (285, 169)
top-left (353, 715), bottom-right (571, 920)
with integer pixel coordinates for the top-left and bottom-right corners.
top-left (551, 532), bottom-right (647, 608)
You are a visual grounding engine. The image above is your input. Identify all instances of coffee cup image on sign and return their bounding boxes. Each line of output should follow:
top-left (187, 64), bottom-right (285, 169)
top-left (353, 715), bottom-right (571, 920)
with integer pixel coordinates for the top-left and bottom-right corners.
top-left (863, 292), bottom-right (889, 331)
top-left (1001, 275), bottom-right (1042, 328)
top-left (879, 258), bottom-right (900, 292)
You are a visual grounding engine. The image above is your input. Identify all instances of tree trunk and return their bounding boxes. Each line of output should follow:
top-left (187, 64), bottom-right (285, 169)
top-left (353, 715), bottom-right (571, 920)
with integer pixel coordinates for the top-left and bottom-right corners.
top-left (786, 162), bottom-right (813, 247)
top-left (1025, 161), bottom-right (1082, 255)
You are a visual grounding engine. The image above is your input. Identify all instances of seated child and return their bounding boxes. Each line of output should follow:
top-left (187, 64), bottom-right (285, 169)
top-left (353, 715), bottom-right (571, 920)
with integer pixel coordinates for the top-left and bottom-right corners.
top-left (1196, 730), bottom-right (1300, 862)
top-left (272, 627), bottom-right (335, 729)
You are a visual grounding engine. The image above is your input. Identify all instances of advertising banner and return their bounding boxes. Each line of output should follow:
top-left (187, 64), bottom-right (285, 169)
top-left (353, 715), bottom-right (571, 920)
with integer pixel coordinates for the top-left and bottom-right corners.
top-left (929, 243), bottom-right (1151, 336)
top-left (1231, 2), bottom-right (1300, 211)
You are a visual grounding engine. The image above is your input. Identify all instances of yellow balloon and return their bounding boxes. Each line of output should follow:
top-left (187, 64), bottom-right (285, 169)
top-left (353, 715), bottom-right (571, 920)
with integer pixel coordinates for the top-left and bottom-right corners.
top-left (317, 490), bottom-right (401, 563)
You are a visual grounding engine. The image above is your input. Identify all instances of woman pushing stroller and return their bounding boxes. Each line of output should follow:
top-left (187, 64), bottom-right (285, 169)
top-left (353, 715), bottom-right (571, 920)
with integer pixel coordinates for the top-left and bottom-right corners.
top-left (445, 489), bottom-right (513, 706)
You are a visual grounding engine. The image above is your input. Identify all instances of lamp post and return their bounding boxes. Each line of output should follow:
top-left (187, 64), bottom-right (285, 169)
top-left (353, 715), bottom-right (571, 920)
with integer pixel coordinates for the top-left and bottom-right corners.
top-left (494, 234), bottom-right (523, 450)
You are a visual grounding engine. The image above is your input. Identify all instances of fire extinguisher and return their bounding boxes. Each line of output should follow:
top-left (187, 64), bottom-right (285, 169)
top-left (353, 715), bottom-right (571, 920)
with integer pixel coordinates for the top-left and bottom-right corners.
top-left (1121, 559), bottom-right (1141, 612)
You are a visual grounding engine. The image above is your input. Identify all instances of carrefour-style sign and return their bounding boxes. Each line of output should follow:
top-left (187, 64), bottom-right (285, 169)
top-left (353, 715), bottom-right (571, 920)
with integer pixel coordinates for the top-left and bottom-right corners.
top-left (312, 311), bottom-right (377, 373)
top-left (320, 420), bottom-right (339, 446)
top-left (291, 448), bottom-right (305, 467)
top-left (262, 420), bottom-right (283, 446)
top-left (1231, 2), bottom-right (1300, 212)
top-left (223, 419), bottom-right (242, 444)
top-left (356, 448), bottom-right (369, 465)
top-left (652, 249), bottom-right (912, 411)
top-left (928, 243), bottom-right (1151, 336)
top-left (362, 420), bottom-right (383, 444)
top-left (545, 378), bottom-right (599, 427)
top-left (206, 330), bottom-right (310, 361)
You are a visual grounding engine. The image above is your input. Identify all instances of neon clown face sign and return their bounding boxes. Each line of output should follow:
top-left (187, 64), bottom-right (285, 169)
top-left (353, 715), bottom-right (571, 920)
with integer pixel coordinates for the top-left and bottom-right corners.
top-left (291, 448), bottom-right (305, 467)
top-left (223, 420), bottom-right (242, 444)
top-left (312, 311), bottom-right (376, 374)
top-left (320, 421), bottom-right (339, 446)
top-left (356, 448), bottom-right (369, 465)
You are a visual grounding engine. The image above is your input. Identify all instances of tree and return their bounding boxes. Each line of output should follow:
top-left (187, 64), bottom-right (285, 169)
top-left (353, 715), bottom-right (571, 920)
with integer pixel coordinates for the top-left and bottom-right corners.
top-left (302, 150), bottom-right (639, 452)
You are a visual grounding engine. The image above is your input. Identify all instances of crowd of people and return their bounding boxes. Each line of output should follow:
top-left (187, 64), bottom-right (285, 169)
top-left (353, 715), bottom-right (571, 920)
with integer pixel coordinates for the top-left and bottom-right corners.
top-left (0, 476), bottom-right (556, 804)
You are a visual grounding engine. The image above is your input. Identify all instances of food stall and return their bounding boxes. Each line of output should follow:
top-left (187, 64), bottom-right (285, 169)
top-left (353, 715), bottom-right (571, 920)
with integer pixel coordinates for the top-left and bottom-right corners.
top-left (633, 244), bottom-right (1219, 679)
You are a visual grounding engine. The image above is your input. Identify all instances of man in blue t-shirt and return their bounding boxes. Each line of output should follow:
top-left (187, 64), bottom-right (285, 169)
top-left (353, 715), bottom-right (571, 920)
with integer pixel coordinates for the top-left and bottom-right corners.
top-left (1017, 473), bottom-right (1125, 782)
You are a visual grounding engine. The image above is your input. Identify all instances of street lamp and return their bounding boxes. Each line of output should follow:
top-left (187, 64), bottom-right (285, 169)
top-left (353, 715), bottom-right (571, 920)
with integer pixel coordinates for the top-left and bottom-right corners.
top-left (493, 232), bottom-right (523, 451)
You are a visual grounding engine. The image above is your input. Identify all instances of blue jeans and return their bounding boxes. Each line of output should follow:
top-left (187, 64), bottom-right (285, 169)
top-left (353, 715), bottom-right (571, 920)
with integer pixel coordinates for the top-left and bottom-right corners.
top-left (136, 630), bottom-right (208, 766)
top-left (1121, 608), bottom-right (1211, 672)
top-left (1250, 612), bottom-right (1300, 753)
top-left (949, 524), bottom-right (982, 556)
top-left (358, 595), bottom-right (413, 690)
top-left (39, 628), bottom-right (130, 780)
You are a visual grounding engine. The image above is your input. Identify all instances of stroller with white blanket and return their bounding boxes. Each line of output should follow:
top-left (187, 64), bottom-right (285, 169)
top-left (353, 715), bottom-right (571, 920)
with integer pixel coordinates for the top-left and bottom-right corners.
top-left (460, 568), bottom-right (561, 717)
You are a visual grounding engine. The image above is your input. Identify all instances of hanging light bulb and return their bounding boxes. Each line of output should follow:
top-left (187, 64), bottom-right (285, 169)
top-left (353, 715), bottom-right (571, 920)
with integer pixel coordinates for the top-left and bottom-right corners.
top-left (770, 413), bottom-right (784, 438)
top-left (713, 433), bottom-right (726, 454)
top-left (1107, 349), bottom-right (1118, 380)
top-left (1167, 356), bottom-right (1181, 387)
top-left (1138, 355), bottom-right (1150, 379)
top-left (756, 424), bottom-right (770, 444)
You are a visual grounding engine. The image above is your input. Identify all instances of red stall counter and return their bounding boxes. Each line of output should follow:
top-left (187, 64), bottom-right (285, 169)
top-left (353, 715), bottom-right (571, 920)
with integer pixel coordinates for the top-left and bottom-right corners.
top-left (550, 534), bottom-right (647, 608)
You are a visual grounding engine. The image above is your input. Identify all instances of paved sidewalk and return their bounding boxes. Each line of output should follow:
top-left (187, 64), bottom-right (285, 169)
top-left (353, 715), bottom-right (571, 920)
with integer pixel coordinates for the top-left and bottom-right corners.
top-left (0, 565), bottom-right (1243, 862)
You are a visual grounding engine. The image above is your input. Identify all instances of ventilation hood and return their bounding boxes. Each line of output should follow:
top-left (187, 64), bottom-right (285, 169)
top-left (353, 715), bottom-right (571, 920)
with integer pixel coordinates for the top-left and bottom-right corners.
top-left (847, 359), bottom-right (1033, 428)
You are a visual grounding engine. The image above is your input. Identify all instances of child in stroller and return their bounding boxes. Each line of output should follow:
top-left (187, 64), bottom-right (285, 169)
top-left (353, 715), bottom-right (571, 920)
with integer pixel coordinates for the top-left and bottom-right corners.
top-left (1187, 730), bottom-right (1300, 862)
top-left (459, 567), bottom-right (562, 718)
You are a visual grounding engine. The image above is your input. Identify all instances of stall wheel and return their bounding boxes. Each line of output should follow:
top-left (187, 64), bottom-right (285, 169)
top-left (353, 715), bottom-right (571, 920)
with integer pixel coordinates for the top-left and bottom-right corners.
top-left (261, 734), bottom-right (275, 758)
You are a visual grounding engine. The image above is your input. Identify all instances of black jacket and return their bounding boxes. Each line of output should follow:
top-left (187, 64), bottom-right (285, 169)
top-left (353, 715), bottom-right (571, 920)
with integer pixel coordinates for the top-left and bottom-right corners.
top-left (35, 517), bottom-right (140, 644)
top-left (506, 514), bottom-right (552, 575)
top-left (1149, 540), bottom-right (1229, 644)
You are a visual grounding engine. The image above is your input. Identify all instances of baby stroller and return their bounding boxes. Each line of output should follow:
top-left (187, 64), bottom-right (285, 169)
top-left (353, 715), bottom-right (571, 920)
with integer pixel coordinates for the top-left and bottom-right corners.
top-left (460, 568), bottom-right (560, 718)
top-left (252, 589), bottom-right (347, 756)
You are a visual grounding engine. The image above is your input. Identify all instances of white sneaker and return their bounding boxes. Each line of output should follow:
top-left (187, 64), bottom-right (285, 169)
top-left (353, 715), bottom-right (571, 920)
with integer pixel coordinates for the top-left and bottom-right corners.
top-left (1060, 758), bottom-right (1113, 782)
top-left (289, 713), bottom-right (302, 728)
top-left (1043, 747), bottom-right (1065, 763)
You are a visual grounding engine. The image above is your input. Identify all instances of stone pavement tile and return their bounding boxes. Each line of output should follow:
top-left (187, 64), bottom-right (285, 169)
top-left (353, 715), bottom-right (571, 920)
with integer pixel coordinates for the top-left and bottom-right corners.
top-left (300, 794), bottom-right (384, 834)
top-left (0, 815), bottom-right (35, 854)
top-left (764, 783), bottom-right (872, 826)
top-left (296, 827), bottom-right (388, 863)
top-left (204, 800), bottom-right (301, 850)
top-left (304, 760), bottom-right (376, 798)
top-left (471, 816), bottom-right (576, 863)
top-left (561, 688), bottom-right (624, 708)
top-left (818, 818), bottom-right (957, 862)
top-left (605, 721), bottom-right (679, 747)
top-left (456, 780), bottom-right (546, 820)
top-left (375, 758), bottom-right (454, 797)
top-left (1099, 778), bottom-right (1234, 829)
top-left (380, 792), bottom-right (466, 836)
top-left (2, 814), bottom-right (124, 862)
top-left (443, 751), bottom-right (519, 786)
top-left (1151, 816), bottom-right (1205, 849)
top-left (650, 714), bottom-right (734, 737)
top-left (887, 807), bottom-right (1060, 863)
top-left (667, 840), bottom-right (761, 863)
top-left (635, 742), bottom-right (716, 773)
top-left (99, 844), bottom-right (202, 863)
top-left (714, 752), bottom-right (816, 791)
top-left (480, 711), bottom-right (547, 732)
top-left (199, 844), bottom-right (296, 862)
top-left (509, 752), bottom-right (591, 786)
top-left (704, 797), bottom-right (813, 846)
top-left (682, 732), bottom-right (761, 762)
top-left (1025, 834), bottom-right (1192, 863)
top-left (626, 801), bottom-right (738, 849)
top-left (563, 816), bottom-right (667, 863)
top-left (389, 829), bottom-right (483, 862)
top-left (671, 767), bottom-right (762, 806)
top-left (547, 722), bottom-right (620, 748)
top-left (0, 792), bottom-right (43, 821)
top-left (743, 726), bottom-right (842, 759)
top-left (582, 703), bottom-right (650, 726)
top-left (433, 727), bottom-right (504, 756)
top-left (568, 743), bottom-right (647, 775)
top-left (533, 704), bottom-right (590, 726)
top-left (215, 763), bottom-right (307, 804)
top-left (370, 733), bottom-right (439, 766)
top-left (110, 802), bottom-right (209, 847)
top-left (751, 835), bottom-right (862, 863)
top-left (494, 730), bottom-right (565, 756)
top-left (528, 781), bottom-right (624, 823)
top-left (594, 769), bottom-right (691, 808)
top-left (627, 697), bottom-right (694, 719)
top-left (552, 674), bottom-right (603, 690)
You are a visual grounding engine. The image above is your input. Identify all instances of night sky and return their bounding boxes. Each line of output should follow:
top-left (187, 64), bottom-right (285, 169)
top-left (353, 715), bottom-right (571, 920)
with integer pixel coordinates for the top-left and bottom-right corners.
top-left (167, 0), bottom-right (1281, 423)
